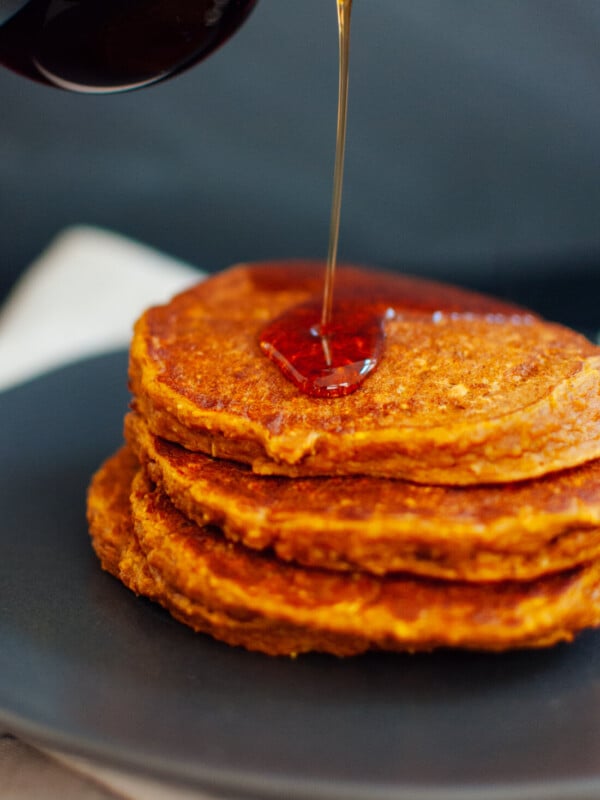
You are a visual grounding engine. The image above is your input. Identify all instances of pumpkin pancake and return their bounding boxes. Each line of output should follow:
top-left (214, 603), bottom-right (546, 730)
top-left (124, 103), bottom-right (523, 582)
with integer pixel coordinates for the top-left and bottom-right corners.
top-left (87, 446), bottom-right (162, 601)
top-left (125, 411), bottom-right (600, 582)
top-left (129, 262), bottom-right (600, 485)
top-left (87, 448), bottom-right (600, 656)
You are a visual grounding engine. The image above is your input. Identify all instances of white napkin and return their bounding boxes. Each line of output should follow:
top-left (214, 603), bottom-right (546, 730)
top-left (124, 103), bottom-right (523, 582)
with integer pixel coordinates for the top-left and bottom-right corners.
top-left (0, 227), bottom-right (224, 800)
top-left (0, 225), bottom-right (201, 391)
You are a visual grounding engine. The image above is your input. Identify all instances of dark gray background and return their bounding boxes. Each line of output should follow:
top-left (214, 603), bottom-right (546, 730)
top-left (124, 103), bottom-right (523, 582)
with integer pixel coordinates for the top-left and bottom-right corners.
top-left (1, 0), bottom-right (600, 329)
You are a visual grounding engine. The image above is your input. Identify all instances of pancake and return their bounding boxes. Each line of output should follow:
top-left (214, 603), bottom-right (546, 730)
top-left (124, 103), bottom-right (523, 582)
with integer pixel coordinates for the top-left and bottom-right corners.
top-left (125, 411), bottom-right (600, 581)
top-left (87, 448), bottom-right (600, 656)
top-left (129, 262), bottom-right (600, 485)
top-left (86, 446), bottom-right (161, 601)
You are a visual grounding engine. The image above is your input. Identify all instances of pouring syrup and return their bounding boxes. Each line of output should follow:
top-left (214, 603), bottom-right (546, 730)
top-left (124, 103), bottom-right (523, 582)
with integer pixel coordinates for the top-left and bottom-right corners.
top-left (260, 0), bottom-right (375, 398)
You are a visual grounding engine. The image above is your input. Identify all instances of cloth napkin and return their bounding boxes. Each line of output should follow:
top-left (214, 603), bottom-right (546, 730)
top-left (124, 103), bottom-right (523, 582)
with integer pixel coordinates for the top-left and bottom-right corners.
top-left (0, 227), bottom-right (226, 800)
top-left (0, 225), bottom-right (202, 391)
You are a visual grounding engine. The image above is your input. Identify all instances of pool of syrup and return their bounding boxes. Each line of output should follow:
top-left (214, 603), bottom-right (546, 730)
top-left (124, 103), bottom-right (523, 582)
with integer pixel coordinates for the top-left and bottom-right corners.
top-left (259, 266), bottom-right (529, 398)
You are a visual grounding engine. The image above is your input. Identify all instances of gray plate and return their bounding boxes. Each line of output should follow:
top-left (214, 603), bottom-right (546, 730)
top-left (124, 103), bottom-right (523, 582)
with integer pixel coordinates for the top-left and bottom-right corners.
top-left (2, 351), bottom-right (600, 800)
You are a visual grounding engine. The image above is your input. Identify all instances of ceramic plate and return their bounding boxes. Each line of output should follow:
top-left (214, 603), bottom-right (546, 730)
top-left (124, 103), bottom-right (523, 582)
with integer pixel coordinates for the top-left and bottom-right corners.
top-left (2, 352), bottom-right (600, 800)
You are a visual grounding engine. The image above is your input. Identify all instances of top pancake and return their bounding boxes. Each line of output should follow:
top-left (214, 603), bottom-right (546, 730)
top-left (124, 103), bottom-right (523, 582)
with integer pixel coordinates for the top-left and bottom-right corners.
top-left (129, 261), bottom-right (600, 484)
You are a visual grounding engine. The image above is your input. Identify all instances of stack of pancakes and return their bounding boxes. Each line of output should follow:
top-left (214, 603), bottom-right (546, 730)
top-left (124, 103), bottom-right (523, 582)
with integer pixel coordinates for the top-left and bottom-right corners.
top-left (88, 262), bottom-right (600, 655)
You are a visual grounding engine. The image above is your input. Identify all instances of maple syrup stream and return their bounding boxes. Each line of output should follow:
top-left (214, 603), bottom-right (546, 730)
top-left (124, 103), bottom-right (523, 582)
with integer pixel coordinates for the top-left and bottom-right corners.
top-left (260, 0), bottom-right (376, 398)
top-left (322, 0), bottom-right (352, 337)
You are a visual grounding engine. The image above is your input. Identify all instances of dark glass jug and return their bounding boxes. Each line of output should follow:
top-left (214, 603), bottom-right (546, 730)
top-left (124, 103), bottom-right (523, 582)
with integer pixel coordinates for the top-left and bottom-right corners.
top-left (0, 0), bottom-right (258, 93)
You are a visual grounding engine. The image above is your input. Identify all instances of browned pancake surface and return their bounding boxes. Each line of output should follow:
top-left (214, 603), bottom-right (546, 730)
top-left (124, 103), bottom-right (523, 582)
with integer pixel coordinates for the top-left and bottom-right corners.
top-left (87, 448), bottom-right (600, 656)
top-left (125, 411), bottom-right (600, 581)
top-left (86, 446), bottom-right (161, 600)
top-left (129, 262), bottom-right (600, 484)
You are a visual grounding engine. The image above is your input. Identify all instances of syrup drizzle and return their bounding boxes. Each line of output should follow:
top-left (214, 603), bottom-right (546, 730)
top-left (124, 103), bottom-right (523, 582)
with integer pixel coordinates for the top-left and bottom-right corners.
top-left (260, 0), bottom-right (368, 398)
top-left (322, 0), bottom-right (352, 331)
top-left (260, 295), bottom-right (386, 398)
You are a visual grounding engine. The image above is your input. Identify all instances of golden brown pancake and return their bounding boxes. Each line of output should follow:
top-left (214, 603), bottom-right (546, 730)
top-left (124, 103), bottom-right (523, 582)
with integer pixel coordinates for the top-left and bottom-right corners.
top-left (129, 262), bottom-right (600, 484)
top-left (87, 445), bottom-right (139, 574)
top-left (125, 411), bottom-right (600, 581)
top-left (87, 448), bottom-right (600, 656)
top-left (86, 446), bottom-right (161, 601)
